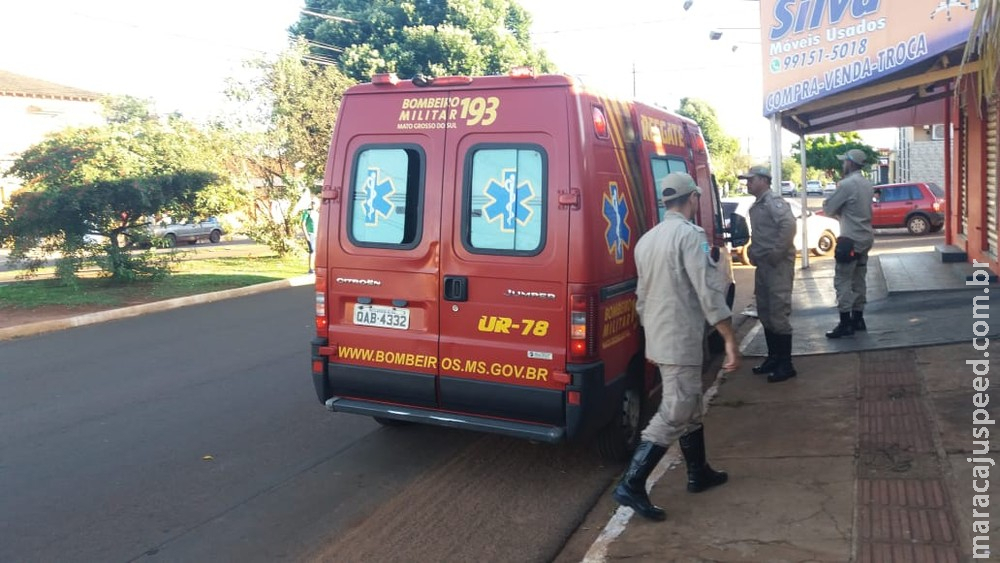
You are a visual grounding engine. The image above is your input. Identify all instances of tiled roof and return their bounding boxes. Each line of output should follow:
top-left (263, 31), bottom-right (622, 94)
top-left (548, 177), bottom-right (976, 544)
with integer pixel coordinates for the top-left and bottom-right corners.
top-left (0, 70), bottom-right (102, 101)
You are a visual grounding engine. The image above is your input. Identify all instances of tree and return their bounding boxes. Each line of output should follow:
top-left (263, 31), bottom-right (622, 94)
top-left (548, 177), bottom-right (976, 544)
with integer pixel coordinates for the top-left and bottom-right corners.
top-left (781, 157), bottom-right (803, 187)
top-left (792, 133), bottom-right (878, 180)
top-left (676, 98), bottom-right (743, 193)
top-left (224, 40), bottom-right (354, 256)
top-left (0, 96), bottom-right (230, 282)
top-left (0, 172), bottom-right (217, 282)
top-left (288, 0), bottom-right (555, 82)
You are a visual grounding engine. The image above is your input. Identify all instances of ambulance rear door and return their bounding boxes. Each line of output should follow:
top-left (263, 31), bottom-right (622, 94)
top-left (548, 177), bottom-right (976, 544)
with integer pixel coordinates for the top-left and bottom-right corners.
top-left (437, 80), bottom-right (571, 432)
top-left (325, 88), bottom-right (445, 409)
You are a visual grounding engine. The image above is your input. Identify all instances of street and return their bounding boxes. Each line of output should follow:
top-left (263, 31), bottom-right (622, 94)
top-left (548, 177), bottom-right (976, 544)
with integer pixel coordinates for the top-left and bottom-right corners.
top-left (0, 229), bottom-right (942, 562)
top-left (0, 286), bottom-right (617, 562)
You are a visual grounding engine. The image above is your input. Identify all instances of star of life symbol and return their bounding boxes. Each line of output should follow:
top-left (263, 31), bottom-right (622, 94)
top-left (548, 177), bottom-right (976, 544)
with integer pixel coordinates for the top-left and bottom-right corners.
top-left (603, 182), bottom-right (631, 264)
top-left (361, 168), bottom-right (395, 226)
top-left (482, 169), bottom-right (535, 232)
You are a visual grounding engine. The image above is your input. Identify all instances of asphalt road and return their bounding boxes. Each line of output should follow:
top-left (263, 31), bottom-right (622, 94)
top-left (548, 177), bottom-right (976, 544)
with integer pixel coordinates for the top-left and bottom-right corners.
top-left (0, 228), bottom-right (935, 562)
top-left (0, 286), bottom-right (621, 562)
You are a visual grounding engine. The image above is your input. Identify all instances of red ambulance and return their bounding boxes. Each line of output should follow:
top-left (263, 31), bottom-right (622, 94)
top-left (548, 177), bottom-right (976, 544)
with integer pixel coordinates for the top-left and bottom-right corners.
top-left (310, 70), bottom-right (744, 460)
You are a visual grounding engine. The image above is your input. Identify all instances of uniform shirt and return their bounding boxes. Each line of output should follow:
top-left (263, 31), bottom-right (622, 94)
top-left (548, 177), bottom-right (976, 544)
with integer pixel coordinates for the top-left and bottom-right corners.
top-left (634, 210), bottom-right (732, 366)
top-left (822, 170), bottom-right (874, 251)
top-left (747, 190), bottom-right (796, 266)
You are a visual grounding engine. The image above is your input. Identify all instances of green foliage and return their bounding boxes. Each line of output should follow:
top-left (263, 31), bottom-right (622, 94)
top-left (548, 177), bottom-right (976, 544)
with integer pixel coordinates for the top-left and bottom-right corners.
top-left (289, 0), bottom-right (555, 82)
top-left (0, 254), bottom-right (304, 310)
top-left (676, 98), bottom-right (740, 158)
top-left (225, 41), bottom-right (353, 256)
top-left (791, 133), bottom-right (878, 179)
top-left (100, 95), bottom-right (155, 124)
top-left (0, 172), bottom-right (217, 282)
top-left (716, 152), bottom-right (752, 196)
top-left (781, 157), bottom-right (803, 186)
top-left (676, 98), bottom-right (745, 193)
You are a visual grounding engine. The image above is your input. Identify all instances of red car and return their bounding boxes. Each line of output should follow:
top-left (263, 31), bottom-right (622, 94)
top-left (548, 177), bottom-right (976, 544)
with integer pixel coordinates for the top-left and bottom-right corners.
top-left (872, 182), bottom-right (945, 235)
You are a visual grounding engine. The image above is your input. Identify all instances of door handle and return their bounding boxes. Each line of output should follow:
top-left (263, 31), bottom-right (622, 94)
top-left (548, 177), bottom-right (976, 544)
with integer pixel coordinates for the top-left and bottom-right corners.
top-left (443, 276), bottom-right (468, 302)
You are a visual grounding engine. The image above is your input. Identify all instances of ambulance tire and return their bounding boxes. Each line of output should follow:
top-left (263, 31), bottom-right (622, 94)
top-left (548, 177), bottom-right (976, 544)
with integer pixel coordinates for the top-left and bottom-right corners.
top-left (373, 416), bottom-right (411, 427)
top-left (596, 370), bottom-right (644, 462)
top-left (736, 243), bottom-right (751, 266)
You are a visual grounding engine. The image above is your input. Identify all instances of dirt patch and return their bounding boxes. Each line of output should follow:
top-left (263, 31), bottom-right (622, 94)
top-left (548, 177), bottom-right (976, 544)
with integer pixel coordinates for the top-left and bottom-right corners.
top-left (0, 304), bottom-right (121, 330)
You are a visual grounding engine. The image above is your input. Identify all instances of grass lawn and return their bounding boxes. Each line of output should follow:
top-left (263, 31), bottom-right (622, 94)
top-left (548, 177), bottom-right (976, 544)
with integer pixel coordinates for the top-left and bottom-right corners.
top-left (0, 254), bottom-right (306, 310)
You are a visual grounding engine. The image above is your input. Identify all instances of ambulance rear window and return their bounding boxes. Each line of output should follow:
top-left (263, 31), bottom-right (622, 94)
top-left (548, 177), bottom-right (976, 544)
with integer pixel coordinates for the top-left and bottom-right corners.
top-left (651, 157), bottom-right (689, 222)
top-left (348, 147), bottom-right (423, 247)
top-left (465, 146), bottom-right (545, 254)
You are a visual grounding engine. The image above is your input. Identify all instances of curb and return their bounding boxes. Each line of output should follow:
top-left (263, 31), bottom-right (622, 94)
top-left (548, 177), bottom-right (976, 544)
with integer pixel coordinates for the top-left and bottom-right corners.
top-left (0, 275), bottom-right (315, 342)
top-left (581, 365), bottom-right (729, 562)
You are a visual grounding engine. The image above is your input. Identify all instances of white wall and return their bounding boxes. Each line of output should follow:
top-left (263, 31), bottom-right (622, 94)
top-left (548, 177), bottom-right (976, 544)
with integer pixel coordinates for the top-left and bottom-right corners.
top-left (908, 140), bottom-right (945, 188)
top-left (0, 96), bottom-right (103, 204)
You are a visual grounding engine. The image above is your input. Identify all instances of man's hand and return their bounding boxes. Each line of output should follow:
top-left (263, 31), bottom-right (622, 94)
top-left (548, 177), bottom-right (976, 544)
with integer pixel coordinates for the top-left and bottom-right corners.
top-left (713, 318), bottom-right (741, 372)
top-left (722, 337), bottom-right (741, 372)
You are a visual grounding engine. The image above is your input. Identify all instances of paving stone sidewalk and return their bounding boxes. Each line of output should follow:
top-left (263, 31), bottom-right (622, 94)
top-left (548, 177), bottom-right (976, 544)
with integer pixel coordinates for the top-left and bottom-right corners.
top-left (557, 342), bottom-right (996, 562)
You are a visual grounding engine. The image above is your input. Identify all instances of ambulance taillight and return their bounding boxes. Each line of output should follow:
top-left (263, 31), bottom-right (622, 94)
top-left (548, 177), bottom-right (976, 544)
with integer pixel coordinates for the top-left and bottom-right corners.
top-left (371, 73), bottom-right (400, 86)
top-left (592, 106), bottom-right (609, 139)
top-left (429, 75), bottom-right (474, 86)
top-left (315, 272), bottom-right (328, 335)
top-left (569, 294), bottom-right (596, 360)
top-left (508, 66), bottom-right (535, 79)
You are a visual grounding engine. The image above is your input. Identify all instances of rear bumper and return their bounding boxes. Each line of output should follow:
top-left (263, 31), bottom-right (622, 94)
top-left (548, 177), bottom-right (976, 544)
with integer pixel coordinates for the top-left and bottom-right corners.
top-left (312, 338), bottom-right (615, 443)
top-left (326, 397), bottom-right (566, 443)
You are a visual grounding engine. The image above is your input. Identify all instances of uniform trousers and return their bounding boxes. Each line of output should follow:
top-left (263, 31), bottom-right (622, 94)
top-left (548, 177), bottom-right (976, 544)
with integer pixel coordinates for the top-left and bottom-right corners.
top-left (641, 364), bottom-right (703, 447)
top-left (754, 258), bottom-right (794, 335)
top-left (834, 251), bottom-right (868, 313)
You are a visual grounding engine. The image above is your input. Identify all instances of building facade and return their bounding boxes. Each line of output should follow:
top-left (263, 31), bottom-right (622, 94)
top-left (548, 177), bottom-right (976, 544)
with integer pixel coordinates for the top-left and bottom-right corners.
top-left (950, 76), bottom-right (1000, 271)
top-left (0, 70), bottom-right (103, 204)
top-left (896, 125), bottom-right (947, 189)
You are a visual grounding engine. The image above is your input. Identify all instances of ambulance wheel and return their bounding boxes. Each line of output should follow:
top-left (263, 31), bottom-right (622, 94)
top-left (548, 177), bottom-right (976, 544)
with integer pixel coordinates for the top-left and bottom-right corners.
top-left (815, 230), bottom-right (836, 256)
top-left (736, 243), bottom-right (751, 265)
top-left (373, 416), bottom-right (410, 427)
top-left (596, 380), bottom-right (642, 462)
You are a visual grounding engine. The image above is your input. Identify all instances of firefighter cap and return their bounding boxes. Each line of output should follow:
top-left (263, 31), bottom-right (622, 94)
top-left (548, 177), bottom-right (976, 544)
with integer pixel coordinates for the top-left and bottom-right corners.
top-left (837, 148), bottom-right (868, 165)
top-left (738, 165), bottom-right (771, 180)
top-left (660, 172), bottom-right (702, 202)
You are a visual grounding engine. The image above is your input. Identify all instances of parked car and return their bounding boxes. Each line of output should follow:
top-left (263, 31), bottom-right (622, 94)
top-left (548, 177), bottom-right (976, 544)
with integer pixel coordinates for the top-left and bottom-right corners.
top-left (723, 196), bottom-right (840, 265)
top-left (780, 181), bottom-right (797, 197)
top-left (871, 182), bottom-right (945, 235)
top-left (805, 180), bottom-right (824, 196)
top-left (823, 182), bottom-right (837, 196)
top-left (152, 217), bottom-right (225, 246)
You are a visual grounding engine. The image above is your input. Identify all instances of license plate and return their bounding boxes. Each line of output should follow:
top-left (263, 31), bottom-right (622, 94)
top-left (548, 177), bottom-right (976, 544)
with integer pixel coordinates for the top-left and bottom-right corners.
top-left (353, 304), bottom-right (410, 330)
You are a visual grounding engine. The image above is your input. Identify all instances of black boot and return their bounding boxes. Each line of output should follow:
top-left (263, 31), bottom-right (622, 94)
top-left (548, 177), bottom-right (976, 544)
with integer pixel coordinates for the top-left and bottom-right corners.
top-left (767, 333), bottom-right (798, 383)
top-left (678, 427), bottom-right (728, 493)
top-left (752, 329), bottom-right (779, 374)
top-left (612, 441), bottom-right (668, 520)
top-left (825, 312), bottom-right (855, 339)
top-left (852, 310), bottom-right (867, 331)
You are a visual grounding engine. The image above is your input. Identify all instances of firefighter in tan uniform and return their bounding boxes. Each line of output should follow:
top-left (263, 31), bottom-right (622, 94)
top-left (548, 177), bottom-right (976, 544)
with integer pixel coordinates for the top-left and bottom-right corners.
top-left (740, 165), bottom-right (798, 383)
top-left (613, 172), bottom-right (740, 521)
top-left (822, 149), bottom-right (874, 338)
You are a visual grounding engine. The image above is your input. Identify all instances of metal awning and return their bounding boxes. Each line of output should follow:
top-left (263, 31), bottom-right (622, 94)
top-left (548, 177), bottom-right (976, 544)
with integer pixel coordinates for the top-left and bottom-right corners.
top-left (779, 48), bottom-right (981, 135)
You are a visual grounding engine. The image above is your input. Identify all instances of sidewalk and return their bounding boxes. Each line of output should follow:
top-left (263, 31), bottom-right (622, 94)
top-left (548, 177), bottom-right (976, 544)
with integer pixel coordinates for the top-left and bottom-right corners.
top-left (559, 250), bottom-right (996, 562)
top-left (741, 248), bottom-right (997, 357)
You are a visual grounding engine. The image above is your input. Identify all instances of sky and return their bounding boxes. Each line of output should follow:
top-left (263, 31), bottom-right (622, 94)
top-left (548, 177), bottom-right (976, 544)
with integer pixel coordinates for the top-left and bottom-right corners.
top-left (0, 0), bottom-right (895, 159)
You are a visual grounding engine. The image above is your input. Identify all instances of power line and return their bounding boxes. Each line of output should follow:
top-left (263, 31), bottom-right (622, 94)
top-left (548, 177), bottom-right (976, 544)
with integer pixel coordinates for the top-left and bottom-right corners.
top-left (304, 39), bottom-right (343, 53)
top-left (301, 54), bottom-right (339, 67)
top-left (67, 10), bottom-right (282, 61)
top-left (300, 9), bottom-right (357, 24)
